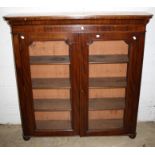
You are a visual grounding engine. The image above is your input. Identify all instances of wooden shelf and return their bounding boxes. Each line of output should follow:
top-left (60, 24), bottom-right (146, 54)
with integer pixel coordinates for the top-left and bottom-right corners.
top-left (32, 78), bottom-right (70, 89)
top-left (30, 56), bottom-right (70, 64)
top-left (89, 119), bottom-right (123, 130)
top-left (89, 55), bottom-right (128, 64)
top-left (89, 77), bottom-right (127, 88)
top-left (89, 98), bottom-right (125, 110)
top-left (34, 99), bottom-right (71, 111)
top-left (36, 120), bottom-right (71, 130)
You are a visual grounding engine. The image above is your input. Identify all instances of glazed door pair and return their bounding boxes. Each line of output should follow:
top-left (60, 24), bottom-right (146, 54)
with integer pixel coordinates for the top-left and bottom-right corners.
top-left (19, 32), bottom-right (142, 136)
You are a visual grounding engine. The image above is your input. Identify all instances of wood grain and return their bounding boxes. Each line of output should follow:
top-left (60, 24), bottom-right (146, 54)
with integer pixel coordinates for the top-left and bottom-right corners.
top-left (89, 55), bottom-right (128, 64)
top-left (32, 78), bottom-right (70, 89)
top-left (89, 40), bottom-right (128, 55)
top-left (33, 89), bottom-right (70, 99)
top-left (89, 64), bottom-right (127, 77)
top-left (36, 120), bottom-right (71, 130)
top-left (35, 111), bottom-right (71, 120)
top-left (89, 77), bottom-right (127, 88)
top-left (89, 119), bottom-right (123, 130)
top-left (30, 65), bottom-right (69, 78)
top-left (4, 13), bottom-right (152, 26)
top-left (89, 110), bottom-right (124, 120)
top-left (89, 88), bottom-right (126, 98)
top-left (34, 99), bottom-right (71, 111)
top-left (30, 56), bottom-right (70, 64)
top-left (89, 98), bottom-right (125, 110)
top-left (29, 41), bottom-right (69, 56)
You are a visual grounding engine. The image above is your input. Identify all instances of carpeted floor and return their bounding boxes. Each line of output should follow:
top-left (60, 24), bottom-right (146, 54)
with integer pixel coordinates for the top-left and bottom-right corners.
top-left (0, 122), bottom-right (155, 147)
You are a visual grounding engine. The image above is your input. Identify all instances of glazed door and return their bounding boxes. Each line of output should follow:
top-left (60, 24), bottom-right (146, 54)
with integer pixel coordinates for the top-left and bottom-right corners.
top-left (80, 33), bottom-right (143, 136)
top-left (19, 33), bottom-right (80, 136)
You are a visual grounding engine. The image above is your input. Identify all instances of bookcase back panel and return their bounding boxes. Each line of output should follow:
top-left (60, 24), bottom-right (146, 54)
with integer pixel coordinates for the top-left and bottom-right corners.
top-left (29, 41), bottom-right (69, 56)
top-left (33, 89), bottom-right (70, 99)
top-left (30, 65), bottom-right (69, 78)
top-left (89, 88), bottom-right (125, 98)
top-left (35, 112), bottom-right (71, 121)
top-left (89, 40), bottom-right (128, 55)
top-left (89, 110), bottom-right (124, 120)
top-left (89, 64), bottom-right (127, 77)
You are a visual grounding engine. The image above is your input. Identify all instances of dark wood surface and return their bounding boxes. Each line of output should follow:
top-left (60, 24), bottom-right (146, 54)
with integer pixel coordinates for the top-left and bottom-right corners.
top-left (32, 77), bottom-right (126, 89)
top-left (89, 77), bottom-right (127, 88)
top-left (32, 78), bottom-right (71, 89)
top-left (30, 56), bottom-right (70, 64)
top-left (4, 13), bottom-right (152, 138)
top-left (89, 119), bottom-right (123, 130)
top-left (89, 98), bottom-right (125, 110)
top-left (30, 55), bottom-right (128, 64)
top-left (34, 99), bottom-right (71, 111)
top-left (89, 55), bottom-right (128, 64)
top-left (36, 120), bottom-right (71, 130)
top-left (124, 33), bottom-right (146, 134)
top-left (11, 34), bottom-right (34, 136)
top-left (4, 12), bottom-right (152, 26)
top-left (19, 33), bottom-right (40, 136)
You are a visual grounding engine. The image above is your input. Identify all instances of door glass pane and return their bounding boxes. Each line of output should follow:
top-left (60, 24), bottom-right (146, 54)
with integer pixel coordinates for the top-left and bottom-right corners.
top-left (29, 41), bottom-right (72, 130)
top-left (88, 40), bottom-right (128, 131)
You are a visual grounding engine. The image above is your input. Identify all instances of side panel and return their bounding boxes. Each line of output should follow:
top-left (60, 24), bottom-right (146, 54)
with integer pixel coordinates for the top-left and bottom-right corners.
top-left (125, 33), bottom-right (146, 135)
top-left (12, 34), bottom-right (34, 136)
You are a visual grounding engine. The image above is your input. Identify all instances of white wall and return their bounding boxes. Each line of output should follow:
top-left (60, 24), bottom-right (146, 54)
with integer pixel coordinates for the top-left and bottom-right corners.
top-left (0, 7), bottom-right (155, 124)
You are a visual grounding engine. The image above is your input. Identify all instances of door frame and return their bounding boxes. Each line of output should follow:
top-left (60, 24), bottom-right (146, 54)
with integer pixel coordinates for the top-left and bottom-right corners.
top-left (18, 32), bottom-right (80, 136)
top-left (79, 32), bottom-right (144, 136)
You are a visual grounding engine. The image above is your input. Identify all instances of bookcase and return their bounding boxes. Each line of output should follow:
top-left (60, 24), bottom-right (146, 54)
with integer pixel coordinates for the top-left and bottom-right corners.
top-left (4, 12), bottom-right (152, 140)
